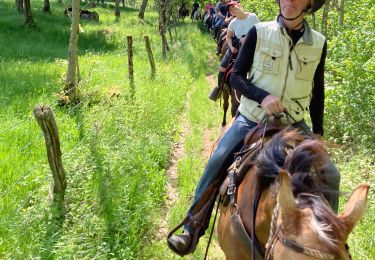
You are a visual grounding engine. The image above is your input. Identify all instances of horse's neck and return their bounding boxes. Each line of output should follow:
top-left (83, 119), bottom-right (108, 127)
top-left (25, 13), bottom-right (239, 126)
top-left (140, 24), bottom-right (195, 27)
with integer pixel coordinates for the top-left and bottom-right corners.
top-left (237, 169), bottom-right (277, 247)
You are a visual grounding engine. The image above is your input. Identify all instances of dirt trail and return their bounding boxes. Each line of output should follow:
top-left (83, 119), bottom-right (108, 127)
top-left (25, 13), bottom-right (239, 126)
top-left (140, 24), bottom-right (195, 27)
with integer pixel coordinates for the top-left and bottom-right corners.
top-left (157, 74), bottom-right (225, 259)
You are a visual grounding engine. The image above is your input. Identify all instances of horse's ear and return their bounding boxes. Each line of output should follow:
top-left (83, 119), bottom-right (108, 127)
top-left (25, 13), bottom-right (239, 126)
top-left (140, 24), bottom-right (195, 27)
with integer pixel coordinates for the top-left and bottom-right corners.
top-left (278, 170), bottom-right (296, 218)
top-left (338, 184), bottom-right (370, 234)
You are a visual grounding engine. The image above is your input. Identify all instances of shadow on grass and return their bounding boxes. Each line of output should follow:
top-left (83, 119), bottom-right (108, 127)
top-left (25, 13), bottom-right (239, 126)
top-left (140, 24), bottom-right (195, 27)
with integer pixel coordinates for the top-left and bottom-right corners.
top-left (89, 133), bottom-right (117, 254)
top-left (72, 107), bottom-right (85, 141)
top-left (0, 3), bottom-right (118, 62)
top-left (41, 197), bottom-right (66, 259)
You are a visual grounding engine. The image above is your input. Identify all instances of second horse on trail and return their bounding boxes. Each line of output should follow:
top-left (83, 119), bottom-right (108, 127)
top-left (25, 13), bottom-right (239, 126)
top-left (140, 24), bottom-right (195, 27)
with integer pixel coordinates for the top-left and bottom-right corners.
top-left (178, 5), bottom-right (189, 21)
top-left (211, 52), bottom-right (240, 127)
top-left (217, 125), bottom-right (370, 259)
top-left (64, 7), bottom-right (99, 21)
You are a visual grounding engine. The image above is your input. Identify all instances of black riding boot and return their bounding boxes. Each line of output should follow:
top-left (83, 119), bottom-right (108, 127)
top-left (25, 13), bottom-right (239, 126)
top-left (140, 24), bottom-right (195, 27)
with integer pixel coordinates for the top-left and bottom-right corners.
top-left (167, 180), bottom-right (220, 256)
top-left (208, 71), bottom-right (225, 101)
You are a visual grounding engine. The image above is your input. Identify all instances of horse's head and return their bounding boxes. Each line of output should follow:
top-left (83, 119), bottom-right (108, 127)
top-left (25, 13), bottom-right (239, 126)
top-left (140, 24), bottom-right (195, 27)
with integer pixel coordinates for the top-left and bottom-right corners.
top-left (268, 171), bottom-right (369, 260)
top-left (218, 128), bottom-right (369, 260)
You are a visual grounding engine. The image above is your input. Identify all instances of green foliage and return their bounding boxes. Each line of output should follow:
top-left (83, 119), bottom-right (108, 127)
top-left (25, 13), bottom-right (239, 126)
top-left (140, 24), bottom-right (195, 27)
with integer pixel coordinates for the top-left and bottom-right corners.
top-left (0, 1), bottom-right (211, 258)
top-left (242, 0), bottom-right (279, 21)
top-left (324, 1), bottom-right (375, 150)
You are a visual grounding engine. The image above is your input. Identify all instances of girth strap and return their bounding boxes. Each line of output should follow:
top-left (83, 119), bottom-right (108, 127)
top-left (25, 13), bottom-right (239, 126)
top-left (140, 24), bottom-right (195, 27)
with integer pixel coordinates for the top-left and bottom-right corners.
top-left (231, 209), bottom-right (264, 260)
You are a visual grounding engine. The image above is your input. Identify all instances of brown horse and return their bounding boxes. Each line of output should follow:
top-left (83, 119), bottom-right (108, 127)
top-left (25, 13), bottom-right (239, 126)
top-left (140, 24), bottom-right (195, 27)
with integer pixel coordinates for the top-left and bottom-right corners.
top-left (221, 85), bottom-right (240, 127)
top-left (217, 129), bottom-right (369, 259)
top-left (219, 39), bottom-right (240, 127)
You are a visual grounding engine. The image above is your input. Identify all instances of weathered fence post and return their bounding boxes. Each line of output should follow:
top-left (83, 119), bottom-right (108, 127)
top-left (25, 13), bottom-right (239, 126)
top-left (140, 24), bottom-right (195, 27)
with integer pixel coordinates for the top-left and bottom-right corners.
top-left (33, 105), bottom-right (66, 203)
top-left (127, 35), bottom-right (135, 95)
top-left (144, 35), bottom-right (156, 76)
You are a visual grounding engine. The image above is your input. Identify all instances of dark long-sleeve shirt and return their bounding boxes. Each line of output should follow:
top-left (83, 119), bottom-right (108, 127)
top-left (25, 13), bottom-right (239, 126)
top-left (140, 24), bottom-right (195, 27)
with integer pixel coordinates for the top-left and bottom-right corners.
top-left (229, 26), bottom-right (327, 135)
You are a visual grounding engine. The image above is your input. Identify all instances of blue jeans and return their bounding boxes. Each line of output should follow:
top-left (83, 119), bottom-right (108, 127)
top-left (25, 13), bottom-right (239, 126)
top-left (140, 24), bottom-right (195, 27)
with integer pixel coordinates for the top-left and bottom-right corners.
top-left (185, 114), bottom-right (340, 232)
top-left (213, 17), bottom-right (224, 38)
top-left (188, 114), bottom-right (256, 215)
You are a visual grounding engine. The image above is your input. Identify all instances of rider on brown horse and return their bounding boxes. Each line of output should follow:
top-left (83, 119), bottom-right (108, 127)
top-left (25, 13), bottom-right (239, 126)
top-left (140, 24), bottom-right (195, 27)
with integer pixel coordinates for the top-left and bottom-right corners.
top-left (209, 1), bottom-right (259, 102)
top-left (167, 0), bottom-right (340, 256)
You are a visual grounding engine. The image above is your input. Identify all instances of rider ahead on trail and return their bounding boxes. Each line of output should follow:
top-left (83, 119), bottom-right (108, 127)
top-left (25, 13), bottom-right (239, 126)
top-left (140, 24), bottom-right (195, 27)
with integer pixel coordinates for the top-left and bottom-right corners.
top-left (191, 2), bottom-right (200, 19)
top-left (167, 0), bottom-right (340, 257)
top-left (212, 1), bottom-right (259, 100)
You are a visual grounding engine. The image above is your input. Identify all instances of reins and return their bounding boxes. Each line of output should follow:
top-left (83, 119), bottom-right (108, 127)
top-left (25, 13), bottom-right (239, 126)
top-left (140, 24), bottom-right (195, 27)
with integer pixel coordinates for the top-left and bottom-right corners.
top-left (264, 200), bottom-right (336, 260)
top-left (204, 195), bottom-right (222, 260)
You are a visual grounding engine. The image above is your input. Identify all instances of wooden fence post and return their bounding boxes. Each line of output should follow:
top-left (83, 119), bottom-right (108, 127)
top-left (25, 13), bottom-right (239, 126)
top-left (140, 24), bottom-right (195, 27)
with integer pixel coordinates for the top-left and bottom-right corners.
top-left (127, 35), bottom-right (135, 96)
top-left (144, 35), bottom-right (156, 76)
top-left (33, 105), bottom-right (66, 203)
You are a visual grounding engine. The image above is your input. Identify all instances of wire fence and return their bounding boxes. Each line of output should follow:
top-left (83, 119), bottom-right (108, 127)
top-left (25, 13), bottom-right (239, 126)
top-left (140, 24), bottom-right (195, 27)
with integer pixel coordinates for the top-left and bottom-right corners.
top-left (0, 73), bottom-right (122, 225)
top-left (0, 29), bottom-right (161, 254)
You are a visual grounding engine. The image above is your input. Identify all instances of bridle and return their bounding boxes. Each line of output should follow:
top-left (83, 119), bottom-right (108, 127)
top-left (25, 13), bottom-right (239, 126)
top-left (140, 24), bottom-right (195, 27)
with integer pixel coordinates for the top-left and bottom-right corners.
top-left (264, 201), bottom-right (351, 260)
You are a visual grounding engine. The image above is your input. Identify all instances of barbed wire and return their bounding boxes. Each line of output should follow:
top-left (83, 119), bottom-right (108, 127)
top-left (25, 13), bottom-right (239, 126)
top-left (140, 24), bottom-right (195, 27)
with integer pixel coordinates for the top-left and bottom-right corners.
top-left (0, 133), bottom-right (44, 168)
top-left (0, 174), bottom-right (50, 226)
top-left (0, 160), bottom-right (49, 199)
top-left (58, 65), bottom-right (94, 99)
top-left (0, 128), bottom-right (92, 197)
top-left (0, 115), bottom-right (35, 135)
top-left (0, 82), bottom-right (131, 228)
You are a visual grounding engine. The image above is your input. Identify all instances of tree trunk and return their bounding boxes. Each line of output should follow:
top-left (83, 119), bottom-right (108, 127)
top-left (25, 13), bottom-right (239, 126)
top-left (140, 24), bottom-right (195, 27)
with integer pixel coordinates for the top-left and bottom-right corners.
top-left (115, 0), bottom-right (120, 17)
top-left (42, 0), bottom-right (51, 13)
top-left (122, 0), bottom-right (125, 7)
top-left (311, 13), bottom-right (316, 30)
top-left (138, 0), bottom-right (148, 19)
top-left (15, 0), bottom-right (23, 12)
top-left (65, 0), bottom-right (80, 103)
top-left (331, 0), bottom-right (338, 9)
top-left (23, 0), bottom-right (34, 24)
top-left (157, 0), bottom-right (172, 58)
top-left (339, 0), bottom-right (345, 27)
top-left (321, 0), bottom-right (330, 36)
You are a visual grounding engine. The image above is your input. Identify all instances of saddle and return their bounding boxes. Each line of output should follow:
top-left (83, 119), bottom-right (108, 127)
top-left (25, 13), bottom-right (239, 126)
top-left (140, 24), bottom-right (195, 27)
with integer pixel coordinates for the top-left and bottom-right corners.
top-left (219, 115), bottom-right (285, 202)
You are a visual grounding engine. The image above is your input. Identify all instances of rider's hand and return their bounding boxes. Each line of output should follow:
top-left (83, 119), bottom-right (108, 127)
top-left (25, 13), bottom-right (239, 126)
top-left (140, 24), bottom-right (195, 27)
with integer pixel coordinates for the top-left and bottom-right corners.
top-left (260, 95), bottom-right (284, 115)
top-left (312, 134), bottom-right (323, 140)
top-left (230, 47), bottom-right (238, 54)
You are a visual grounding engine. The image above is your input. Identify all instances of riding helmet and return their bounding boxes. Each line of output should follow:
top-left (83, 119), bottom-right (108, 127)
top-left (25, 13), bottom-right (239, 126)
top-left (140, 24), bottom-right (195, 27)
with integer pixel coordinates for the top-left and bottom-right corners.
top-left (275, 0), bottom-right (326, 14)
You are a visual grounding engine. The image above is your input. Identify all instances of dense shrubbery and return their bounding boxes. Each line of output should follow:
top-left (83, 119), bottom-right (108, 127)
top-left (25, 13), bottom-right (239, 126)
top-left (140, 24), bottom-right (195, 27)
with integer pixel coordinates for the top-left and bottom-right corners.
top-left (248, 0), bottom-right (375, 152)
top-left (324, 2), bottom-right (374, 150)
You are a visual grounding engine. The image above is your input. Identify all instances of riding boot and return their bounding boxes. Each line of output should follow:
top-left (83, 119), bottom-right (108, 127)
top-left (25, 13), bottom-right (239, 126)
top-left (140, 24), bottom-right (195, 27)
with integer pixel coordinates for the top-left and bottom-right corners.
top-left (321, 160), bottom-right (341, 213)
top-left (167, 230), bottom-right (193, 255)
top-left (217, 71), bottom-right (224, 88)
top-left (167, 181), bottom-right (220, 256)
top-left (208, 71), bottom-right (225, 101)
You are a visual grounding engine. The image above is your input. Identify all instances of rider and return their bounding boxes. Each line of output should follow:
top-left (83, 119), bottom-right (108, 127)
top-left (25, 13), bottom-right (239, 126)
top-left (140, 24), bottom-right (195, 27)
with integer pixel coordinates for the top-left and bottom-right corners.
top-left (191, 2), bottom-right (200, 20)
top-left (211, 1), bottom-right (259, 100)
top-left (213, 0), bottom-right (230, 40)
top-left (168, 0), bottom-right (340, 256)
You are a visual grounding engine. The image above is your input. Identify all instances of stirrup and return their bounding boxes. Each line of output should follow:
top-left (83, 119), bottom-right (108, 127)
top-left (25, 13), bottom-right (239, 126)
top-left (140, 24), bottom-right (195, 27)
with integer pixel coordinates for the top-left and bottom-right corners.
top-left (167, 216), bottom-right (202, 256)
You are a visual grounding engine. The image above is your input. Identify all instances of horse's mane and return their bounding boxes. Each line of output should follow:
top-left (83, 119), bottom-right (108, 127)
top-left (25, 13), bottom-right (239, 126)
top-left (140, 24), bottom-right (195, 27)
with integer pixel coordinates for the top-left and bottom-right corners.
top-left (256, 127), bottom-right (331, 196)
top-left (256, 128), bottom-right (347, 251)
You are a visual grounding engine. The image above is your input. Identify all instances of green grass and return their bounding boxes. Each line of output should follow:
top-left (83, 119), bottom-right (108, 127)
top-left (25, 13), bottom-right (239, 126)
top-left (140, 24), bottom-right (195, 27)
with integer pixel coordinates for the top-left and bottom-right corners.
top-left (0, 1), bottom-right (216, 258)
top-left (0, 0), bottom-right (374, 259)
